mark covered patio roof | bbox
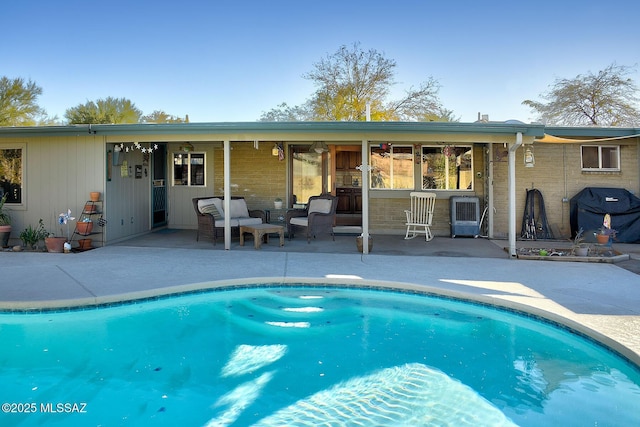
[0,120,545,143]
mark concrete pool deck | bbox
[1,231,640,366]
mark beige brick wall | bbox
[212,142,287,211]
[370,197,452,236]
[492,142,640,239]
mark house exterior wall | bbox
[15,122,640,247]
[1,135,106,243]
[491,139,640,239]
[104,143,151,243]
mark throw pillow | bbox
[228,199,250,218]
[200,203,222,220]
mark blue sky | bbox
[3,0,639,124]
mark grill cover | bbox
[569,187,640,243]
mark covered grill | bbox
[569,187,640,243]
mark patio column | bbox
[507,132,523,258]
[359,139,370,254]
[223,140,231,250]
[488,143,494,239]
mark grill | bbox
[450,196,480,238]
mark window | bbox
[581,145,620,171]
[173,152,205,186]
[421,145,473,190]
[0,147,23,203]
[370,145,413,189]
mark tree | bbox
[141,110,189,123]
[260,43,454,122]
[522,63,640,126]
[0,77,47,126]
[65,97,143,124]
[259,102,313,122]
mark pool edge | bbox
[2,276,639,369]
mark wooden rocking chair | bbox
[404,192,436,241]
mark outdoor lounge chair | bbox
[193,197,265,245]
[404,192,436,241]
[286,194,338,243]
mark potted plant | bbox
[595,213,616,245]
[19,219,49,251]
[571,228,589,256]
[356,233,373,253]
[76,217,94,236]
[0,193,12,248]
[274,198,283,209]
[45,209,75,253]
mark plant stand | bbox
[70,199,105,251]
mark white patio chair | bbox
[404,192,436,241]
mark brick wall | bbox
[213,142,286,211]
[492,142,640,239]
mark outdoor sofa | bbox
[193,196,265,245]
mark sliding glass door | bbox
[290,146,331,204]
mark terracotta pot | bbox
[0,224,11,248]
[78,238,92,250]
[45,236,66,253]
[596,234,610,245]
[89,192,100,202]
[84,204,97,214]
[76,221,94,236]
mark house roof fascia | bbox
[0,121,546,139]
[542,126,640,138]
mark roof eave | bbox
[0,121,546,138]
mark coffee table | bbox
[239,223,285,249]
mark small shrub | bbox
[19,219,49,250]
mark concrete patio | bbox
[1,230,639,367]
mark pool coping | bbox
[3,276,639,370]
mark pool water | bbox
[1,286,639,426]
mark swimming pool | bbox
[1,285,639,426]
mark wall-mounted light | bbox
[524,146,535,168]
[272,144,279,156]
[310,141,328,153]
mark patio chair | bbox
[404,192,436,241]
[287,194,338,243]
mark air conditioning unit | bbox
[450,196,480,238]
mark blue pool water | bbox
[1,286,639,426]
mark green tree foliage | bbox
[141,110,189,123]
[260,43,455,122]
[0,77,46,126]
[523,63,640,126]
[65,97,143,124]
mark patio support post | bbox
[360,139,370,254]
[488,143,494,239]
[508,132,523,258]
[223,140,231,250]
